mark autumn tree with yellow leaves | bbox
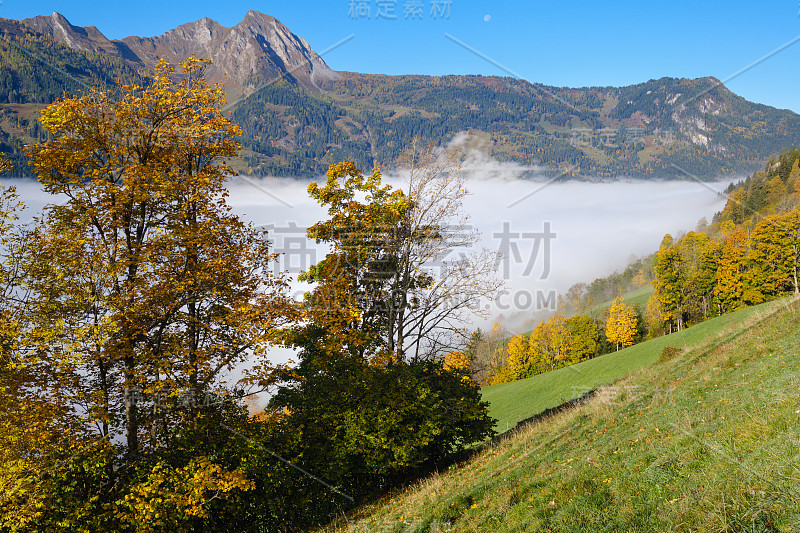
[489,313,599,384]
[652,237,685,333]
[286,144,500,364]
[0,156,72,530]
[605,297,638,351]
[750,210,800,296]
[713,229,751,314]
[1,58,292,531]
[0,71,503,531]
[269,151,495,510]
[0,154,10,174]
[490,332,528,384]
[529,313,600,371]
[528,313,572,371]
[648,206,800,337]
[443,350,472,381]
[642,149,800,342]
[793,160,800,194]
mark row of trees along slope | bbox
[647,148,800,335]
[466,254,655,385]
[477,294,642,386]
[479,147,800,387]
[0,58,498,532]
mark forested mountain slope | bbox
[2,11,800,178]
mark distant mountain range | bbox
[1,11,799,178]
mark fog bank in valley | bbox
[227,173,732,331]
[5,170,732,369]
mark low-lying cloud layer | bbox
[5,169,732,368]
[227,173,731,327]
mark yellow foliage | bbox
[0,154,11,174]
[605,297,638,350]
[119,457,253,532]
[504,334,529,378]
[720,220,736,234]
[19,55,293,463]
[644,290,665,337]
[632,269,649,288]
[790,159,800,192]
[765,176,787,206]
[443,351,471,381]
[714,230,749,313]
[528,313,571,370]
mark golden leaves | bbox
[443,350,471,376]
[606,297,638,350]
[119,457,253,532]
[0,154,11,175]
[17,54,292,466]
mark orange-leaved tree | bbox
[270,158,495,505]
[443,350,472,381]
[713,229,751,314]
[9,58,291,530]
[605,297,638,351]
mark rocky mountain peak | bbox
[20,10,337,98]
[21,11,140,62]
[23,11,101,53]
[242,10,277,26]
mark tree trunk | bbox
[124,353,138,461]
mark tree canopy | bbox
[0,67,498,531]
[1,57,297,531]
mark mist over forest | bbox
[9,166,733,337]
[227,172,732,330]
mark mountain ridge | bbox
[21,11,140,62]
[19,10,337,97]
[1,11,799,178]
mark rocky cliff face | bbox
[21,10,337,98]
[667,80,732,151]
[121,10,337,98]
[21,12,140,62]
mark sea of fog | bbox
[223,174,733,330]
[6,173,733,395]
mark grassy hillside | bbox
[583,284,653,319]
[618,284,653,310]
[321,296,800,532]
[484,297,780,433]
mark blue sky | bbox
[3,1,800,112]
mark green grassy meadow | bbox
[585,285,653,319]
[321,296,800,532]
[484,299,784,434]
